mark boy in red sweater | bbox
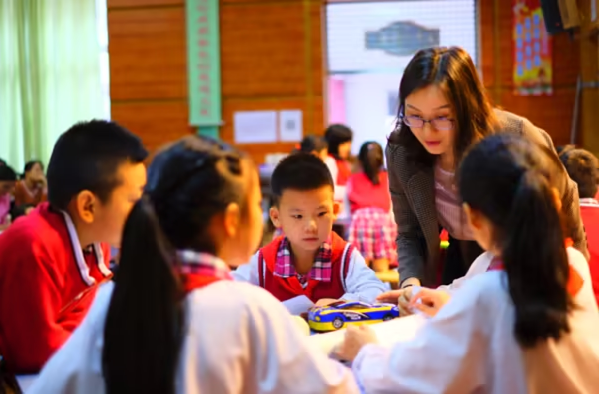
[233,153,385,308]
[560,147,599,306]
[0,120,147,373]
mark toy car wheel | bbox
[383,314,394,321]
[332,317,344,330]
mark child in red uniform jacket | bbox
[560,148,599,305]
[233,153,386,307]
[0,120,148,374]
[347,142,397,272]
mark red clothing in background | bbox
[348,171,391,214]
[580,199,599,306]
[330,155,352,186]
[0,203,111,373]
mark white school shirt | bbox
[27,281,359,394]
[439,247,598,314]
[231,248,387,305]
[353,270,599,394]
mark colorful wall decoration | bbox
[186,0,221,138]
[513,0,553,96]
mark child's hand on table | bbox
[376,287,415,316]
[410,288,450,317]
[335,325,378,362]
[315,298,339,307]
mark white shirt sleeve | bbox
[184,283,360,394]
[352,278,489,393]
[231,251,261,285]
[27,283,115,394]
[437,252,493,293]
[341,249,387,303]
[324,156,338,185]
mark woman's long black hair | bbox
[102,136,249,394]
[389,46,497,169]
[358,141,384,185]
[458,134,574,348]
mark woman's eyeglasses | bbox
[400,115,454,131]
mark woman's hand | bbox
[410,288,451,317]
[315,298,339,307]
[376,288,414,317]
[335,325,378,362]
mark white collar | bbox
[580,198,599,207]
[60,211,112,286]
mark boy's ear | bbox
[269,206,281,228]
[75,190,97,224]
[223,202,241,238]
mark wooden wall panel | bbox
[577,0,599,156]
[221,96,323,164]
[478,0,495,89]
[111,101,193,151]
[220,0,325,164]
[108,0,188,153]
[108,0,183,8]
[500,89,576,145]
[108,7,187,101]
[479,0,582,145]
[220,2,307,99]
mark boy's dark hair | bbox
[459,133,573,348]
[559,148,599,199]
[11,204,35,221]
[271,153,333,204]
[556,144,575,157]
[0,165,17,182]
[358,141,384,185]
[324,124,353,159]
[103,136,251,394]
[47,120,148,210]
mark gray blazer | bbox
[386,109,588,286]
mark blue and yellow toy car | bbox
[307,301,400,332]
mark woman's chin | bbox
[422,144,446,155]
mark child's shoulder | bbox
[0,206,55,243]
[0,205,66,262]
[187,280,289,319]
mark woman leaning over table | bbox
[387,46,587,288]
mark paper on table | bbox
[233,111,278,144]
[307,314,427,355]
[283,295,315,316]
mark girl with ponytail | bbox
[337,134,598,393]
[347,142,397,272]
[28,136,358,394]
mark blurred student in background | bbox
[324,124,353,216]
[560,147,599,306]
[14,160,47,207]
[347,142,396,272]
[296,135,328,161]
[0,164,17,231]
